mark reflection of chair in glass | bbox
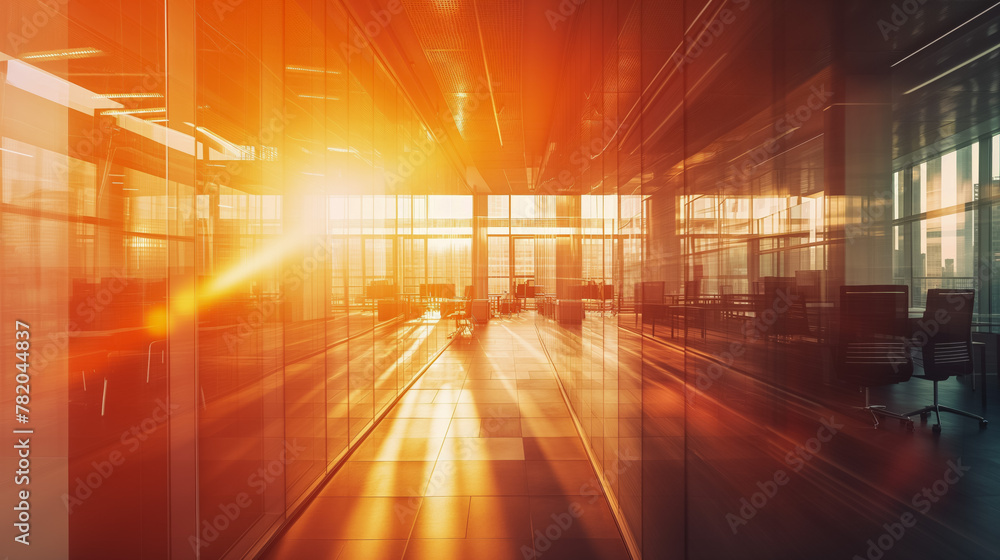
[836,285,915,430]
[450,286,474,338]
[510,292,522,317]
[904,289,987,434]
[755,277,809,340]
[499,292,513,317]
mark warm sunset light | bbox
[2,1,999,560]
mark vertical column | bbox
[901,169,914,293]
[472,193,489,299]
[0,19,70,558]
[259,0,287,524]
[555,195,583,299]
[827,3,896,288]
[166,0,199,557]
[977,134,994,316]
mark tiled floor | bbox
[264,316,631,560]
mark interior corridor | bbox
[263,315,630,560]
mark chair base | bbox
[857,404,915,431]
[903,379,988,434]
[448,312,475,339]
[904,404,988,434]
[855,388,914,431]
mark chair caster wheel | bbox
[980,420,988,429]
[920,412,930,421]
[932,424,942,434]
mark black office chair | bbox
[836,285,915,430]
[904,289,987,433]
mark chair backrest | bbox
[836,285,913,386]
[920,289,974,380]
[757,278,805,337]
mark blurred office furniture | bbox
[755,277,810,340]
[420,283,455,318]
[836,285,915,430]
[399,295,425,319]
[377,299,399,321]
[471,299,490,324]
[419,283,455,299]
[795,270,824,302]
[514,282,527,312]
[720,285,734,320]
[449,286,475,338]
[498,292,519,317]
[904,289,988,433]
[515,280,538,309]
[577,280,614,315]
[539,294,556,319]
[488,293,503,317]
[368,280,399,321]
[366,279,397,299]
[557,299,584,324]
[635,281,665,330]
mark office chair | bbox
[836,285,915,430]
[904,289,988,434]
[449,286,475,338]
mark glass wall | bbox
[532,1,999,559]
[0,1,469,558]
[893,142,988,306]
[893,141,989,309]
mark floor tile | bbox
[263,538,345,559]
[321,462,435,497]
[525,460,601,495]
[410,496,471,538]
[402,538,532,560]
[351,437,444,462]
[334,540,407,560]
[284,497,418,540]
[439,438,525,461]
[528,496,621,540]
[521,417,578,437]
[425,461,529,496]
[522,437,588,461]
[466,496,532,539]
[265,319,627,559]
